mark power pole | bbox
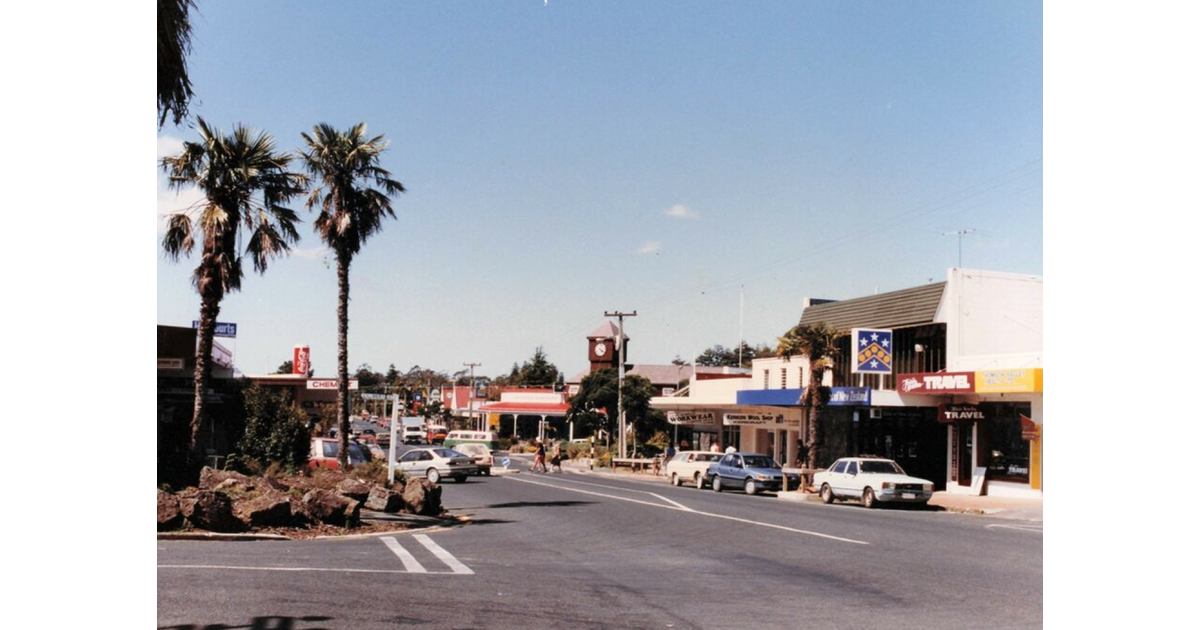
[463,362,481,431]
[604,310,637,459]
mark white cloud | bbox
[157,135,185,160]
[664,204,698,220]
[638,241,662,254]
[291,246,331,261]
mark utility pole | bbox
[605,310,637,459]
[463,362,481,431]
[942,228,976,268]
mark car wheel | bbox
[820,484,834,504]
[862,487,876,509]
[671,473,680,487]
[482,468,491,476]
[694,473,705,489]
[426,468,441,484]
[453,475,466,483]
[744,479,757,496]
[713,476,723,492]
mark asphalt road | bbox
[158,459,1042,630]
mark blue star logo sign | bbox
[852,328,893,374]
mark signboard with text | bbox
[723,412,784,426]
[307,379,359,390]
[193,321,238,338]
[668,411,716,425]
[938,403,987,424]
[899,372,976,394]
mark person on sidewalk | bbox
[709,442,721,453]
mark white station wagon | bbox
[664,451,723,488]
[813,457,934,508]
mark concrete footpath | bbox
[552,457,1043,523]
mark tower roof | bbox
[587,321,628,339]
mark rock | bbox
[336,479,371,503]
[199,467,254,491]
[302,489,361,527]
[234,490,294,528]
[179,489,244,532]
[158,489,182,531]
[402,479,443,516]
[365,485,404,512]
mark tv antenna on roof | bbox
[942,228,976,268]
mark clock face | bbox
[594,342,607,357]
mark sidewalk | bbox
[557,458,1043,522]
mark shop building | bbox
[652,268,1042,498]
[476,388,571,441]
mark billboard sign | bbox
[293,346,311,375]
[899,372,976,394]
[723,412,783,426]
[827,387,871,406]
[852,328,893,374]
[937,403,987,424]
[668,411,715,425]
[976,369,1043,394]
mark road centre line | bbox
[414,534,475,575]
[383,536,428,573]
[545,475,697,511]
[504,475,868,545]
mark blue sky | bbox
[156,1,1042,380]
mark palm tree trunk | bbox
[805,366,824,470]
[191,267,221,470]
[336,247,351,470]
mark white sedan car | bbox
[813,457,934,508]
[664,451,723,488]
[395,447,476,483]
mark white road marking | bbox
[158,565,417,574]
[985,523,1043,533]
[648,493,695,512]
[383,536,428,573]
[505,475,868,545]
[414,534,475,575]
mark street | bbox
[158,459,1042,630]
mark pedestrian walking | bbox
[709,442,720,453]
[531,439,548,473]
[551,443,563,472]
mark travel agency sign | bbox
[899,369,1042,395]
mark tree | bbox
[157,0,195,128]
[516,346,560,388]
[567,369,655,449]
[695,341,774,368]
[299,123,405,469]
[776,321,847,469]
[161,119,306,468]
[274,360,294,374]
[228,384,311,473]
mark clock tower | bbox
[586,322,626,373]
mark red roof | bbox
[475,401,570,415]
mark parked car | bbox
[308,437,373,471]
[394,447,476,483]
[451,443,494,476]
[702,452,801,496]
[812,457,934,508]
[665,451,723,488]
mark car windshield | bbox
[742,456,778,469]
[861,460,904,474]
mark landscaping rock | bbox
[402,479,443,516]
[234,490,294,528]
[158,489,182,531]
[365,485,404,512]
[199,467,254,491]
[336,479,371,503]
[302,489,361,527]
[179,489,244,532]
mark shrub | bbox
[228,384,311,473]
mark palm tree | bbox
[776,321,847,471]
[299,123,404,469]
[161,119,306,467]
[158,0,196,128]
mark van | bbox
[443,431,500,451]
[402,424,425,445]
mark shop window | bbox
[981,402,1032,484]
